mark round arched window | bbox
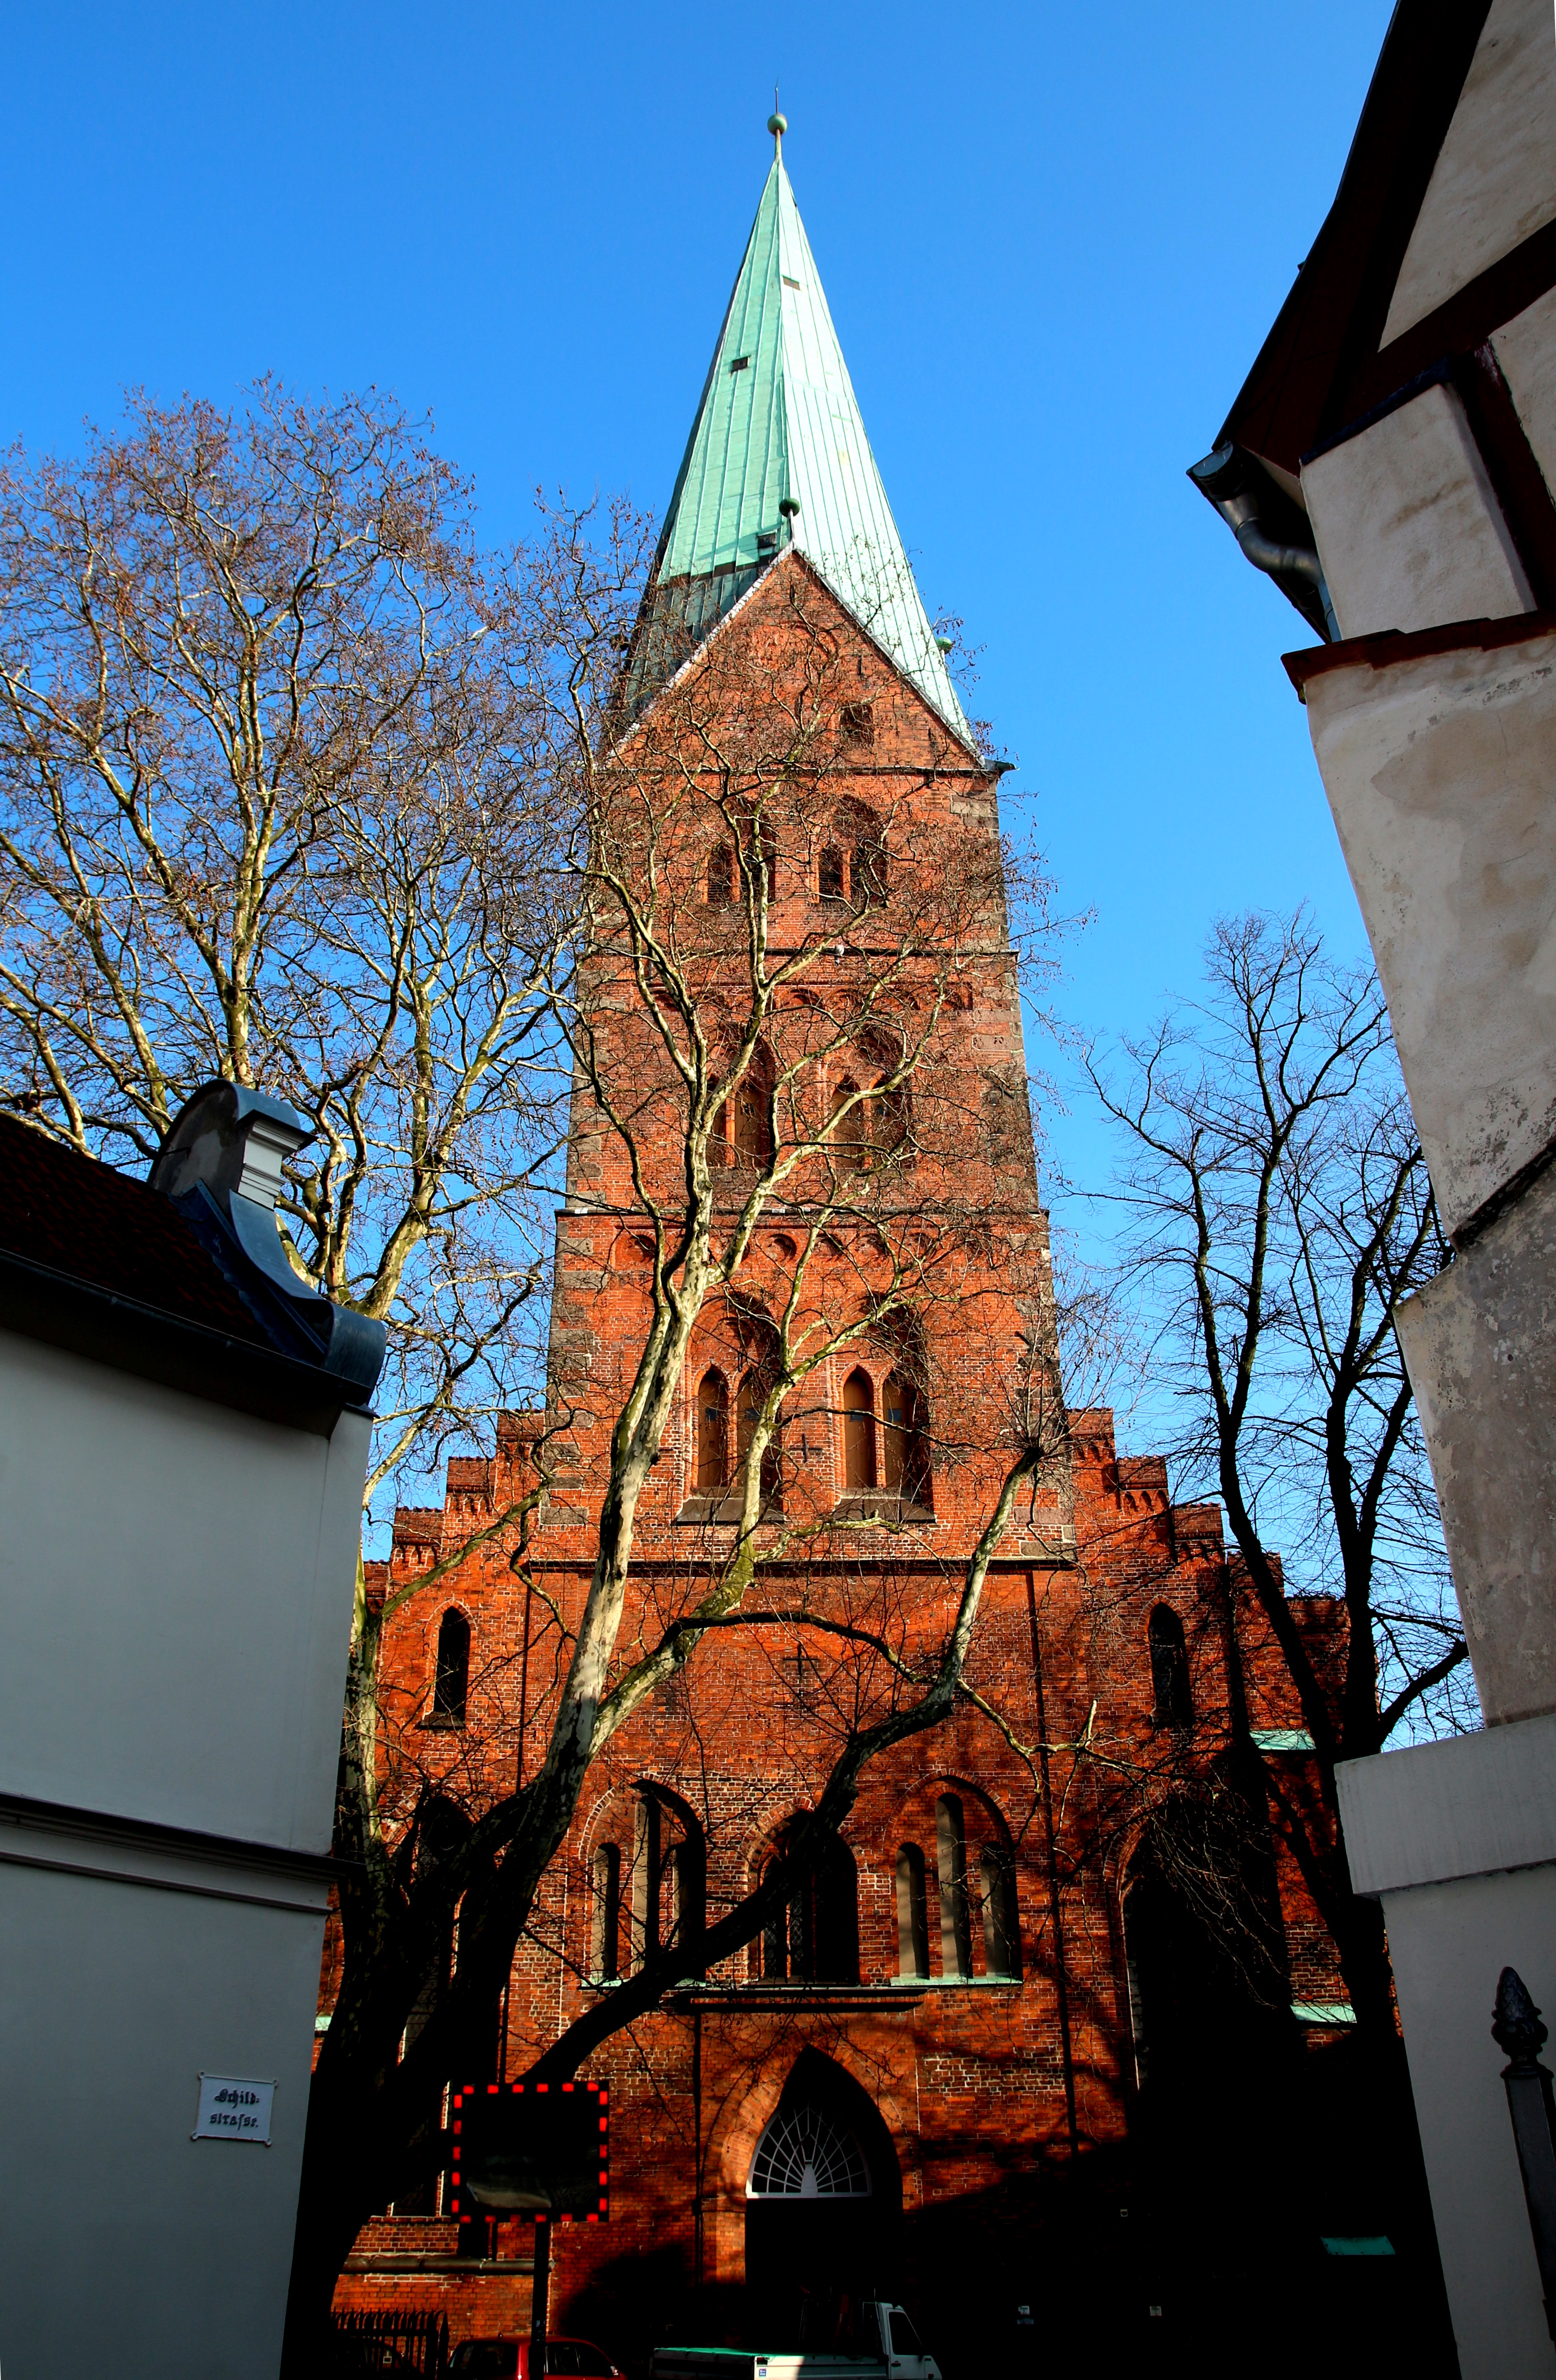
[747,2104,870,2198]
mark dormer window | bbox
[756,530,778,555]
[729,356,751,373]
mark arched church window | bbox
[1149,1604,1194,1730]
[842,1369,876,1490]
[757,1830,859,1983]
[895,1843,929,1978]
[748,2102,871,2198]
[818,845,846,903]
[707,844,735,906]
[882,1370,930,1506]
[936,1793,972,1979]
[623,1788,705,1975]
[430,1608,470,1727]
[697,1369,730,1495]
[759,823,778,904]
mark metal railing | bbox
[1494,1966,1556,2343]
[332,2306,451,2376]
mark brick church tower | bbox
[332,124,1350,2364]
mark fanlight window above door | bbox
[747,2104,870,2198]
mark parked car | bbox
[450,2339,623,2380]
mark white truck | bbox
[650,2302,940,2380]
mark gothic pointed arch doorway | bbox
[744,2051,903,2343]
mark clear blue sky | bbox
[1,0,1393,1325]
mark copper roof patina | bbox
[625,135,975,749]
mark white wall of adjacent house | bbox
[0,1836,329,2380]
[1380,0,1556,346]
[0,1326,369,2380]
[1302,380,1535,641]
[1491,282,1556,498]
[1338,1718,1556,2380]
[1300,630,1556,1248]
[0,1329,368,1850]
[1301,618,1556,1735]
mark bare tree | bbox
[293,556,1083,2359]
[1088,911,1468,2041]
[0,396,1085,2356]
[0,386,641,1513]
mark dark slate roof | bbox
[0,1114,272,1346]
[0,1111,380,1435]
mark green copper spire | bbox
[628,140,975,749]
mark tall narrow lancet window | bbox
[936,1794,972,1979]
[818,845,846,903]
[980,1848,1021,1978]
[876,1080,911,1158]
[670,1832,707,1977]
[842,1369,877,1490]
[760,1852,792,1983]
[882,1371,930,1507]
[697,1369,730,1495]
[736,1375,782,1511]
[759,824,778,904]
[592,1843,621,1982]
[630,1792,661,1972]
[831,1078,866,1170]
[1149,1604,1194,1730]
[430,1608,470,1727]
[853,837,887,906]
[734,1044,775,1166]
[895,1844,929,1979]
[707,844,735,906]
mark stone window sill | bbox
[673,1494,783,1526]
[831,1495,936,1527]
[889,1972,1022,1988]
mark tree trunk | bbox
[281,2151,371,2376]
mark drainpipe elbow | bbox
[1188,445,1341,643]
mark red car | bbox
[449,2341,622,2380]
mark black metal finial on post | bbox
[1494,1966,1556,2343]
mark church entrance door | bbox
[743,2056,902,2346]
